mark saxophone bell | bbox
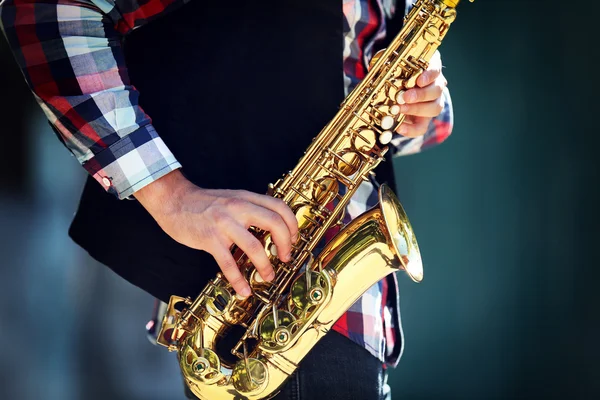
[379,184,423,283]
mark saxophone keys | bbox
[423,25,441,43]
[380,131,393,145]
[387,79,405,101]
[181,346,222,383]
[294,204,317,230]
[381,115,395,130]
[204,286,233,316]
[389,104,401,116]
[352,128,377,152]
[231,358,269,394]
[387,85,397,101]
[335,151,362,176]
[395,90,407,104]
[253,271,264,283]
[236,292,250,301]
[405,71,422,89]
[259,309,296,345]
[441,6,457,23]
[390,78,405,89]
[312,177,339,203]
[269,241,278,258]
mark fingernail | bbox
[398,125,408,135]
[267,272,275,281]
[404,91,416,103]
[400,105,409,114]
[240,286,252,297]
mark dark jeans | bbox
[184,330,390,400]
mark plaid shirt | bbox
[0,0,453,367]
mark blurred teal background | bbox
[0,0,598,399]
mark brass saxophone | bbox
[157,1,467,398]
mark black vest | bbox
[69,0,400,303]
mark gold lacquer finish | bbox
[157,1,468,398]
[443,0,474,8]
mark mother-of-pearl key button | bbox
[395,90,406,104]
[236,292,250,300]
[102,177,111,186]
[270,243,278,257]
[381,115,395,130]
[380,130,393,145]
[389,105,401,115]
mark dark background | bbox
[1,0,598,399]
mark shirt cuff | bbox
[82,124,182,200]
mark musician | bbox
[0,0,453,398]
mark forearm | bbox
[0,0,181,199]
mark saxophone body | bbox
[157,1,465,398]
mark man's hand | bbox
[396,50,447,137]
[134,170,298,297]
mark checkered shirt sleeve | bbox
[0,0,187,199]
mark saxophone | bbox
[157,1,467,398]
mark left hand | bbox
[396,50,447,138]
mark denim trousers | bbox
[184,330,391,400]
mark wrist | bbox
[134,169,194,217]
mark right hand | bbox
[134,170,298,297]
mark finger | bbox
[416,67,441,88]
[241,203,293,263]
[402,75,446,104]
[396,116,431,138]
[238,191,299,243]
[227,223,275,282]
[212,244,251,297]
[417,51,442,87]
[399,97,445,118]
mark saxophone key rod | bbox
[351,111,385,134]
